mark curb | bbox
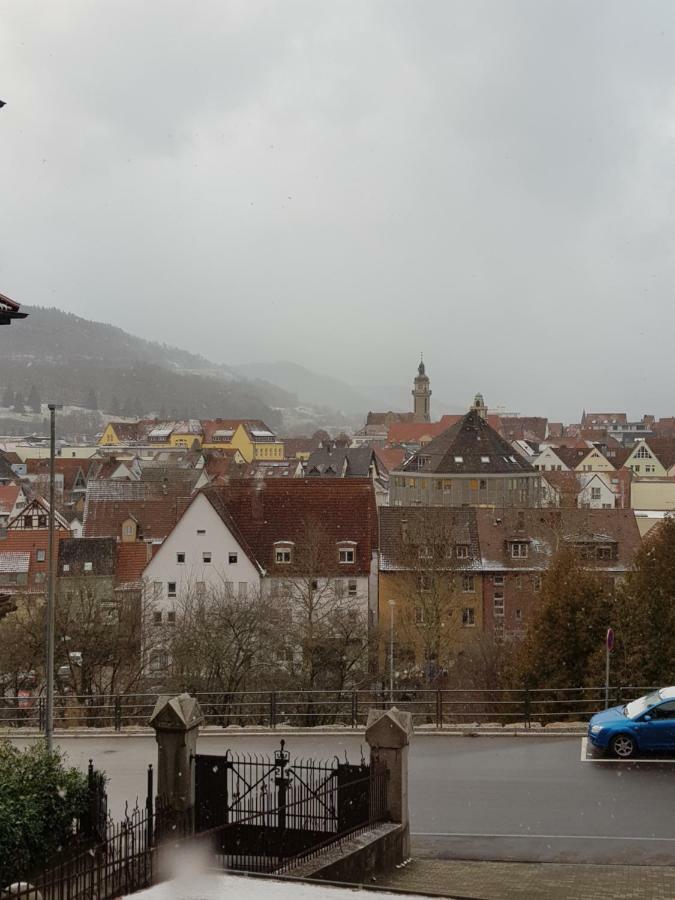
[1,726,588,739]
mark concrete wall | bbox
[284,823,405,883]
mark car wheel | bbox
[611,733,637,759]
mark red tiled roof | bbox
[476,508,641,572]
[115,542,152,584]
[0,528,68,588]
[374,447,407,473]
[0,484,21,515]
[499,417,548,441]
[82,481,192,541]
[25,458,88,493]
[201,478,378,575]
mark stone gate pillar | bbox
[365,707,413,859]
[149,693,203,834]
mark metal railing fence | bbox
[0,685,657,731]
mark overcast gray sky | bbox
[2,1,675,420]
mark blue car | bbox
[588,687,675,758]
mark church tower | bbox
[412,356,431,423]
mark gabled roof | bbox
[25,457,89,492]
[387,415,463,445]
[199,479,378,574]
[8,496,70,531]
[401,408,535,475]
[640,439,675,470]
[82,480,192,540]
[374,447,407,473]
[499,417,548,442]
[201,419,277,442]
[582,412,628,426]
[305,447,376,478]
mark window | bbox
[348,579,357,596]
[480,456,490,464]
[202,551,212,564]
[153,611,162,625]
[591,487,601,500]
[511,542,528,558]
[176,552,185,564]
[62,563,70,573]
[645,465,656,474]
[454,456,463,463]
[515,608,522,622]
[168,581,176,597]
[652,701,675,720]
[462,607,475,627]
[275,548,292,564]
[633,464,640,473]
[228,552,238,564]
[36,549,46,562]
[415,606,425,624]
[151,651,169,672]
[462,574,474,593]
[38,515,47,528]
[419,573,432,593]
[479,479,487,490]
[339,547,355,564]
[494,592,504,616]
[494,574,505,586]
[34,572,45,584]
[455,544,469,559]
[634,444,651,459]
[418,545,432,559]
[197,529,206,535]
[532,575,542,592]
[596,546,612,560]
[23,516,32,528]
[167,611,176,625]
[238,582,247,598]
[84,562,93,572]
[123,523,134,536]
[311,579,318,591]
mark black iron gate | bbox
[194,740,382,867]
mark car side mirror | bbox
[643,714,652,722]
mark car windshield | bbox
[625,690,662,719]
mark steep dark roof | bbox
[305,447,375,477]
[402,409,535,475]
[200,479,378,574]
[58,537,116,576]
[379,507,480,572]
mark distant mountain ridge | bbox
[0,306,289,425]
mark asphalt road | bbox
[11,732,675,865]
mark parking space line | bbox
[580,736,675,764]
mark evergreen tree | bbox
[27,385,41,414]
[614,518,675,686]
[85,388,98,411]
[2,385,13,409]
[12,393,25,414]
[518,548,611,688]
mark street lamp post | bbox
[45,403,59,750]
[388,599,395,705]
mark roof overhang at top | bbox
[0,292,28,325]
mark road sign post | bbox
[605,627,614,709]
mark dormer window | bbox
[274,541,294,564]
[338,541,357,564]
[511,542,529,559]
[83,562,93,572]
[455,544,470,559]
[418,546,432,560]
[454,456,463,464]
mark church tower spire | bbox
[412,355,431,423]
